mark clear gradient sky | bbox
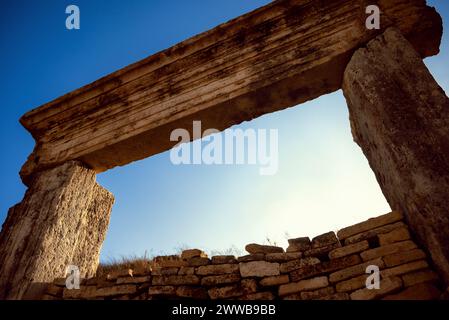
[1,1,448,262]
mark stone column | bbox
[0,161,114,299]
[342,28,449,284]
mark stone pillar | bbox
[0,161,114,299]
[342,28,449,284]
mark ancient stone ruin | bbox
[43,212,445,301]
[1,0,448,300]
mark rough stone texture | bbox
[382,283,441,300]
[304,242,341,258]
[336,274,369,293]
[290,255,361,282]
[208,285,245,300]
[37,211,445,301]
[279,257,320,274]
[181,249,207,260]
[240,292,275,300]
[201,274,241,287]
[383,249,427,268]
[153,255,186,268]
[148,286,176,296]
[382,260,428,278]
[265,252,302,262]
[259,275,290,287]
[237,254,265,262]
[311,232,339,248]
[196,264,239,276]
[350,277,403,300]
[211,255,237,265]
[329,241,369,260]
[245,244,283,254]
[239,261,280,278]
[329,258,385,283]
[378,228,411,246]
[96,285,137,297]
[186,257,210,267]
[300,287,335,300]
[338,211,403,240]
[287,237,311,252]
[402,270,440,287]
[18,0,441,184]
[178,267,195,275]
[344,222,406,245]
[152,275,200,286]
[0,161,114,300]
[342,27,449,284]
[278,276,329,296]
[176,286,208,299]
[360,241,417,261]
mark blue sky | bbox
[1,1,448,261]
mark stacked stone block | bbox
[41,211,445,300]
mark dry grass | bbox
[97,254,153,278]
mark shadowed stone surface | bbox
[342,27,449,284]
[0,161,114,299]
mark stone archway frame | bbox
[1,0,447,299]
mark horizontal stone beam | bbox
[19,0,442,183]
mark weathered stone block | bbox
[259,275,289,287]
[381,260,429,278]
[382,283,441,300]
[329,241,369,260]
[63,286,97,300]
[176,286,208,299]
[290,255,361,282]
[201,274,241,287]
[338,211,403,240]
[279,257,320,274]
[187,257,210,267]
[343,27,449,284]
[287,237,311,252]
[0,161,114,299]
[378,227,411,246]
[148,286,176,296]
[360,240,417,261]
[265,252,302,262]
[278,276,329,296]
[153,255,186,268]
[152,275,200,286]
[237,254,265,262]
[245,243,283,254]
[350,277,402,300]
[402,270,440,287]
[196,264,239,276]
[211,255,237,265]
[300,286,335,300]
[239,261,280,278]
[160,267,179,275]
[329,258,385,283]
[240,292,275,300]
[383,249,427,267]
[344,222,406,245]
[318,293,350,300]
[178,267,195,275]
[304,242,341,258]
[208,285,245,300]
[181,249,207,260]
[336,274,369,293]
[312,232,338,248]
[96,285,137,297]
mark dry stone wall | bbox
[42,211,446,300]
